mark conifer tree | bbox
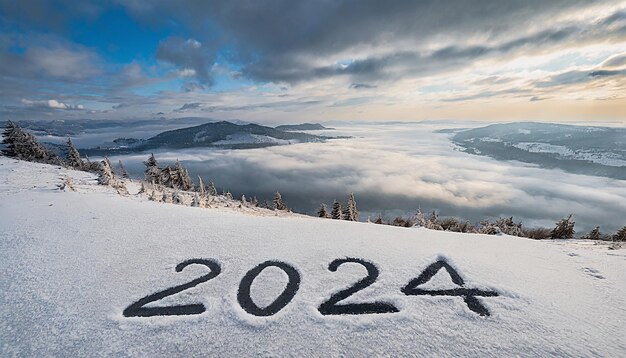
[162,191,171,203]
[149,190,158,201]
[613,226,626,242]
[66,138,83,169]
[331,200,343,220]
[175,160,193,191]
[138,181,146,194]
[550,214,576,239]
[98,157,115,185]
[582,226,602,240]
[1,121,59,164]
[273,191,288,211]
[207,181,217,196]
[1,121,19,157]
[144,154,161,184]
[317,204,329,218]
[118,160,130,179]
[342,193,359,221]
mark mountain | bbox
[451,122,626,180]
[275,123,334,131]
[81,121,339,155]
[1,157,624,356]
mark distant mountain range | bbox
[79,121,347,155]
[449,122,626,180]
[275,123,333,131]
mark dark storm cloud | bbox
[156,37,214,84]
[174,102,203,112]
[119,0,626,84]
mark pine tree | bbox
[273,191,288,211]
[240,194,247,205]
[1,121,19,157]
[138,181,146,194]
[613,226,626,242]
[66,138,83,170]
[1,121,59,164]
[144,154,161,184]
[207,181,217,196]
[225,191,233,200]
[250,196,258,207]
[550,214,576,240]
[118,160,130,179]
[98,157,115,185]
[317,204,329,218]
[343,193,359,221]
[331,200,343,220]
[149,190,158,201]
[175,160,193,191]
[582,226,602,240]
[162,191,171,203]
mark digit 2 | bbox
[123,258,221,317]
[318,257,399,315]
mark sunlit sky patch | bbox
[1,0,625,124]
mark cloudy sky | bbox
[1,0,625,124]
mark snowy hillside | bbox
[1,157,625,357]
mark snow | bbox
[514,142,626,167]
[1,157,625,357]
[211,132,294,146]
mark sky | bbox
[1,0,625,124]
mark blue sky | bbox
[1,0,625,124]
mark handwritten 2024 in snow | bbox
[123,257,501,319]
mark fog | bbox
[94,122,626,233]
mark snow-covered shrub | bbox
[581,226,604,240]
[273,191,288,211]
[550,214,576,240]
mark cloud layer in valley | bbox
[105,123,626,233]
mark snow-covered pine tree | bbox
[550,214,576,239]
[1,121,19,157]
[613,226,626,242]
[137,181,145,194]
[118,160,130,179]
[197,176,206,196]
[225,191,233,200]
[65,138,84,170]
[174,160,193,191]
[343,193,359,221]
[582,226,603,240]
[149,189,158,201]
[98,157,115,185]
[317,204,329,218]
[249,196,258,207]
[207,181,217,196]
[331,200,343,220]
[144,154,161,184]
[273,191,288,211]
[1,121,59,164]
[162,191,171,203]
[240,194,247,206]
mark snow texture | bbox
[1,157,625,357]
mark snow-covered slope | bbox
[1,157,625,357]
